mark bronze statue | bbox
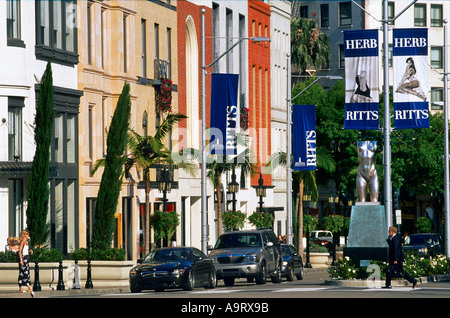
[356,141,379,203]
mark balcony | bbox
[137,58,177,92]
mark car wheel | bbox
[296,263,304,280]
[206,268,217,289]
[130,285,141,293]
[182,269,195,291]
[224,277,235,286]
[256,263,267,285]
[271,262,282,283]
[286,266,294,281]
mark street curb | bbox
[324,273,450,287]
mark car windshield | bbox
[282,245,291,256]
[409,235,438,245]
[214,233,262,249]
[143,248,192,262]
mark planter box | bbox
[309,252,330,268]
[0,260,135,291]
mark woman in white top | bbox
[18,230,34,296]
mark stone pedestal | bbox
[343,203,388,264]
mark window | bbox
[87,1,92,64]
[226,9,233,73]
[142,19,147,78]
[431,5,443,27]
[36,0,78,64]
[339,2,352,27]
[167,27,172,79]
[431,47,443,69]
[339,44,344,69]
[8,97,24,161]
[431,88,443,110]
[123,13,128,73]
[320,4,329,28]
[300,6,308,18]
[7,0,24,47]
[414,4,426,27]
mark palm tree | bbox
[291,17,330,77]
[183,145,257,236]
[267,147,335,253]
[92,112,191,254]
[124,113,193,254]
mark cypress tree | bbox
[92,83,131,250]
[26,62,54,247]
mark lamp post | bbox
[328,193,339,265]
[200,9,270,253]
[303,193,312,268]
[228,167,239,211]
[157,165,173,212]
[285,67,343,246]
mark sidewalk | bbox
[0,285,129,298]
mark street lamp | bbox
[157,165,173,212]
[303,193,312,268]
[285,64,343,246]
[228,167,239,211]
[252,173,273,213]
[200,9,270,253]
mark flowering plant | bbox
[240,105,249,130]
[157,78,172,112]
[322,214,345,234]
[303,214,319,233]
[150,210,179,241]
[248,211,274,229]
[223,210,246,231]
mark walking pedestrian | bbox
[383,226,417,289]
[18,230,34,297]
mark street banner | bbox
[393,28,429,129]
[344,29,379,130]
[210,73,239,155]
[293,105,316,171]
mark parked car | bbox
[281,244,304,281]
[402,233,445,257]
[129,247,216,292]
[208,229,283,286]
[309,230,333,251]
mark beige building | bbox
[77,0,178,260]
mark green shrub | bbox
[68,248,125,261]
[0,251,18,263]
[31,248,63,262]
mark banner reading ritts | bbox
[344,30,380,130]
[393,28,429,129]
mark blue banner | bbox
[393,28,429,129]
[344,30,379,130]
[293,105,316,171]
[210,73,239,155]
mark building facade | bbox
[0,0,286,259]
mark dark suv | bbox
[208,229,283,286]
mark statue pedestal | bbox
[343,204,388,264]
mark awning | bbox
[0,161,33,177]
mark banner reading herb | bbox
[393,28,429,129]
[343,29,379,130]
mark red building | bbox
[177,2,212,150]
[248,0,272,187]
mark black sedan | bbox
[129,247,217,292]
[281,244,304,281]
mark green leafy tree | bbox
[26,62,54,247]
[124,112,190,254]
[91,83,131,250]
[291,17,330,75]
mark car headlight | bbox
[172,269,186,277]
[244,255,259,263]
[130,270,138,278]
[419,247,428,254]
[282,261,288,266]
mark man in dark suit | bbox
[383,226,418,289]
